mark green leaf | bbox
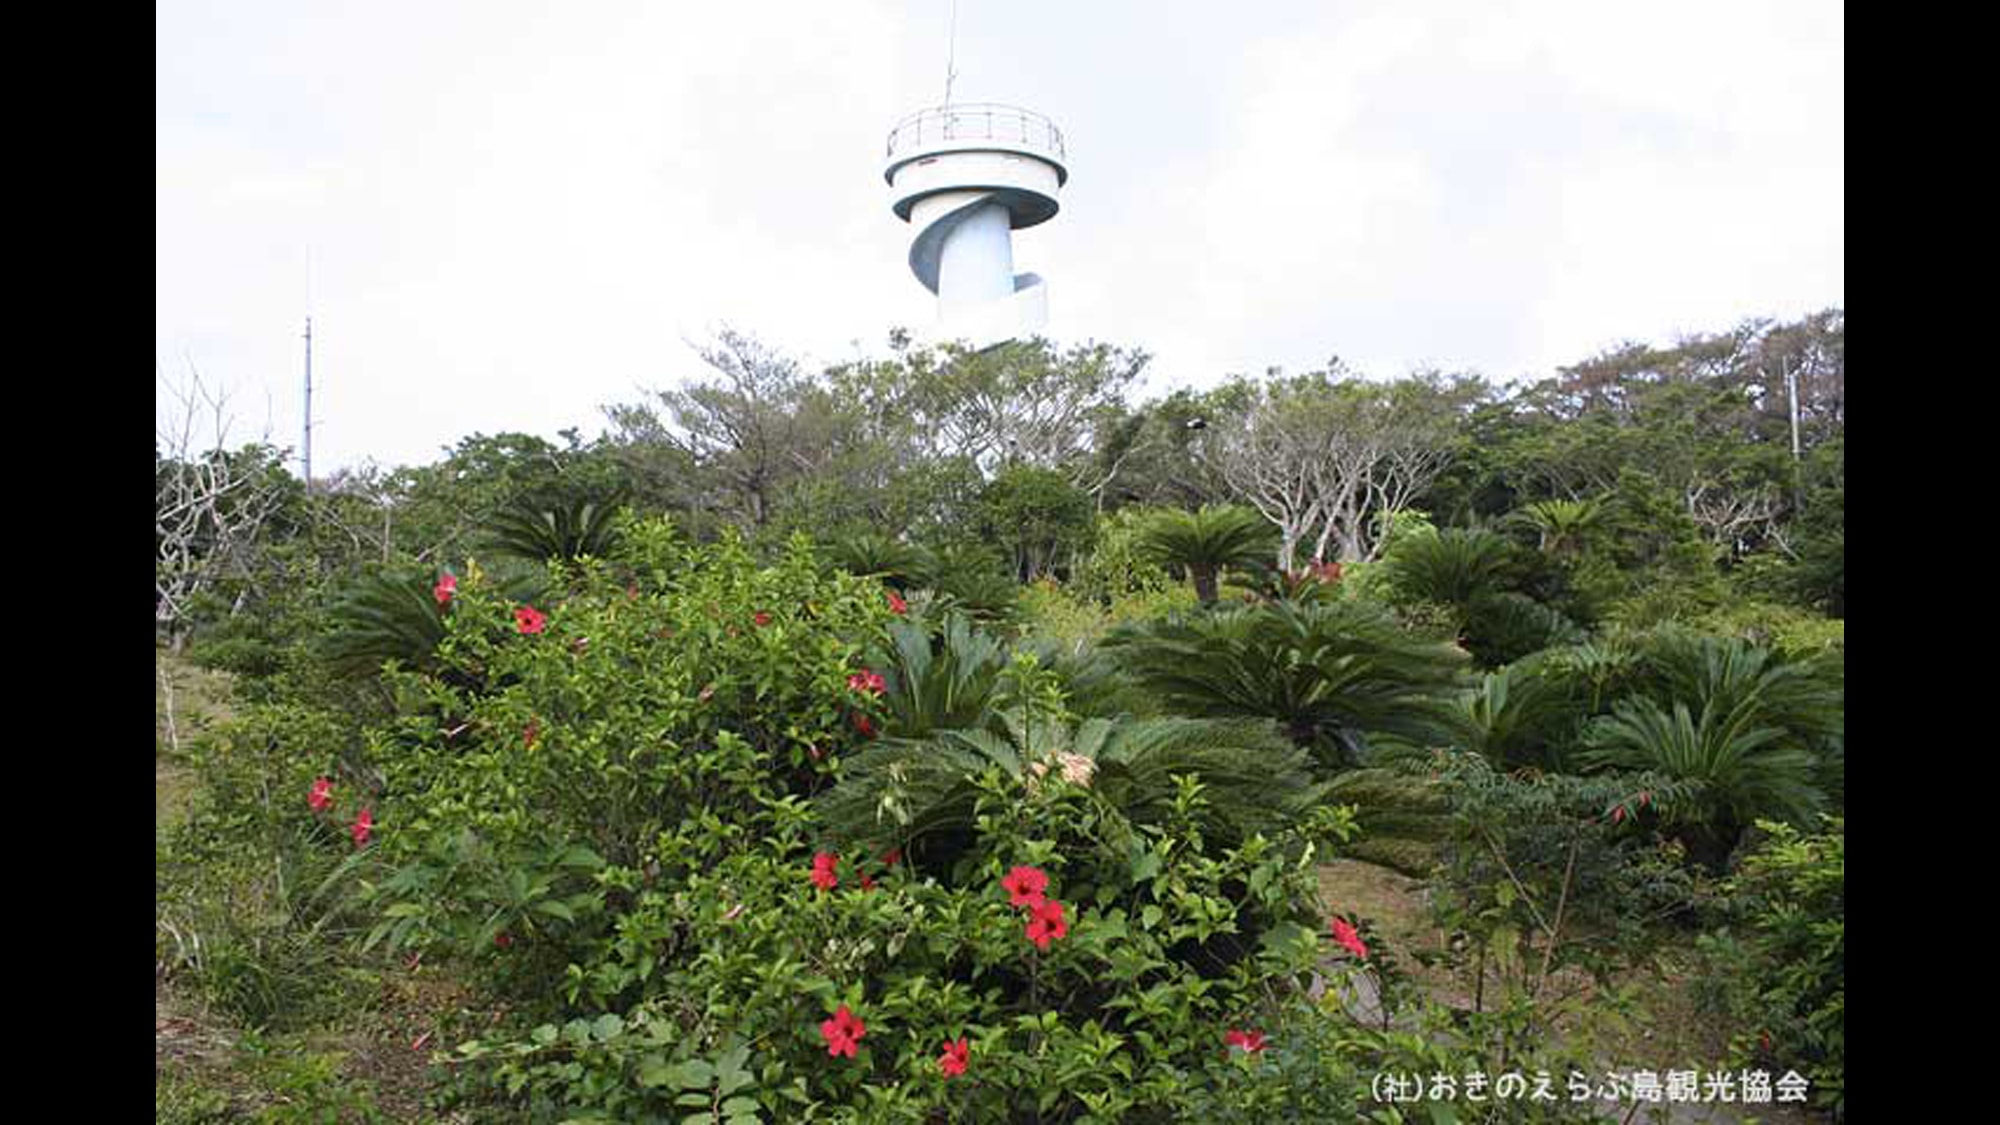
[673,1059,717,1089]
[1130,847,1163,883]
[591,1013,624,1042]
[637,1055,675,1088]
[535,898,578,922]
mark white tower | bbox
[884,103,1067,349]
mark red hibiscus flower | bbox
[523,719,539,749]
[308,776,334,813]
[1025,898,1068,950]
[1611,805,1627,824]
[852,713,875,737]
[811,851,840,890]
[859,872,877,892]
[937,1037,969,1077]
[754,611,773,627]
[881,847,902,867]
[818,1005,866,1058]
[886,589,908,616]
[433,573,457,606]
[515,605,547,635]
[846,670,887,696]
[1224,1028,1268,1053]
[352,806,375,849]
[494,932,513,949]
[1329,916,1369,960]
[1001,865,1049,909]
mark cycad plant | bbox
[1134,505,1279,604]
[1382,527,1517,608]
[1103,599,1470,772]
[482,492,626,564]
[320,568,449,678]
[816,708,1322,874]
[1508,498,1603,556]
[872,613,1012,738]
[1383,527,1580,667]
[1436,662,1584,772]
[822,532,935,591]
[926,544,1020,624]
[1580,697,1823,871]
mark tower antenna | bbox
[302,245,314,491]
[302,314,313,490]
[944,0,959,105]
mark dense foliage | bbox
[157,309,1844,1121]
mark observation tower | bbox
[884,102,1067,349]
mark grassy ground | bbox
[155,648,464,1123]
[1315,859,1828,1124]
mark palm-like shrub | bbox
[1437,663,1584,772]
[1135,505,1279,604]
[1382,527,1517,608]
[926,544,1021,624]
[822,531,935,591]
[320,568,449,678]
[1580,697,1823,871]
[816,709,1323,872]
[872,613,1011,738]
[1584,629,1842,868]
[1635,629,1843,750]
[1460,591,1583,668]
[1015,635,1147,719]
[1383,528,1581,667]
[482,493,626,564]
[1508,498,1603,556]
[1103,600,1470,771]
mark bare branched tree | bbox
[155,363,291,650]
[1211,370,1470,569]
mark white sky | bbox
[157,0,1842,474]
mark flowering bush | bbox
[360,521,896,988]
[444,768,1359,1121]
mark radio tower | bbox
[883,6,1067,349]
[302,315,313,490]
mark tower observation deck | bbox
[884,103,1068,349]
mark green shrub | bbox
[156,702,382,1031]
[442,760,1357,1122]
[361,523,894,993]
[1695,817,1844,1118]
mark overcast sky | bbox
[157,0,1842,474]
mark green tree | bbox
[976,464,1096,581]
[1105,599,1469,771]
[1135,504,1279,604]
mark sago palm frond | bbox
[1461,591,1583,668]
[1383,527,1518,609]
[815,711,1320,869]
[1436,663,1582,771]
[320,569,448,677]
[1135,505,1279,604]
[823,532,935,591]
[483,493,626,564]
[874,613,1011,738]
[1580,697,1825,839]
[1103,599,1470,771]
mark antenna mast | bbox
[302,246,315,491]
[944,0,959,105]
[302,316,313,490]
